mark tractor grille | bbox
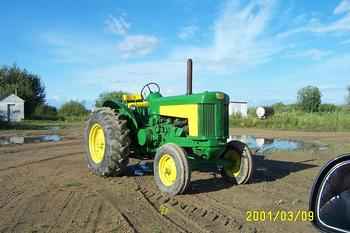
[198,103,229,137]
[223,103,229,137]
[199,104,215,136]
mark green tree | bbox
[95,91,129,107]
[297,86,322,112]
[32,104,59,120]
[0,65,46,117]
[346,86,350,105]
[58,101,88,119]
[272,102,286,112]
[319,103,338,113]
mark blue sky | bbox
[1,0,350,108]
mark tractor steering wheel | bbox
[140,82,160,99]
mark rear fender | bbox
[102,100,139,130]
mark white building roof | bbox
[0,94,25,103]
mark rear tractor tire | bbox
[84,107,130,176]
[221,140,254,185]
[154,143,191,196]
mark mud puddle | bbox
[229,135,328,154]
[0,135,62,145]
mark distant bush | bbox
[247,107,256,116]
[230,111,350,131]
[271,103,300,113]
[58,101,89,121]
[341,105,350,112]
[31,104,60,120]
[95,91,129,107]
[319,103,339,113]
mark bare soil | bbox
[1,126,350,233]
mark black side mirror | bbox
[310,154,350,233]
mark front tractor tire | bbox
[221,140,254,185]
[84,107,130,176]
[154,143,191,196]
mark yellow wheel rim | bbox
[159,154,177,186]
[224,150,241,177]
[89,123,106,164]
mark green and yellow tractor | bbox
[84,59,254,195]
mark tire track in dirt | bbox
[2,190,57,233]
[97,186,189,233]
[118,212,139,233]
[46,191,75,233]
[0,151,83,172]
[133,176,244,233]
[89,195,138,233]
[88,200,105,233]
[0,139,82,155]
[53,191,86,233]
[0,189,24,209]
[136,187,202,233]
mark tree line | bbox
[0,65,89,121]
[270,85,350,114]
[1,64,349,123]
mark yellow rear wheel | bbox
[84,107,130,176]
[89,123,106,164]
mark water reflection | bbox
[228,135,326,154]
[0,135,62,145]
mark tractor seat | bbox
[122,94,148,108]
[122,94,143,102]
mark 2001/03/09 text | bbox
[246,210,314,222]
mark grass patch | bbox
[63,181,82,188]
[230,111,350,131]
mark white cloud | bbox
[334,0,350,15]
[79,0,287,90]
[105,15,130,36]
[168,0,286,74]
[278,0,350,37]
[287,49,332,61]
[312,16,350,33]
[211,0,279,63]
[41,32,117,64]
[117,35,159,58]
[103,14,160,58]
[341,39,350,44]
[39,0,350,106]
[282,54,350,103]
[177,25,199,40]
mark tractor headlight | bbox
[216,93,224,100]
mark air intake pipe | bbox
[187,58,192,95]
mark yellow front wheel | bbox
[154,143,191,196]
[159,154,177,186]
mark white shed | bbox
[229,101,248,118]
[0,94,25,122]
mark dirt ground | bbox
[1,126,350,233]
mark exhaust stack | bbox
[187,58,193,95]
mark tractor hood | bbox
[149,91,230,106]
